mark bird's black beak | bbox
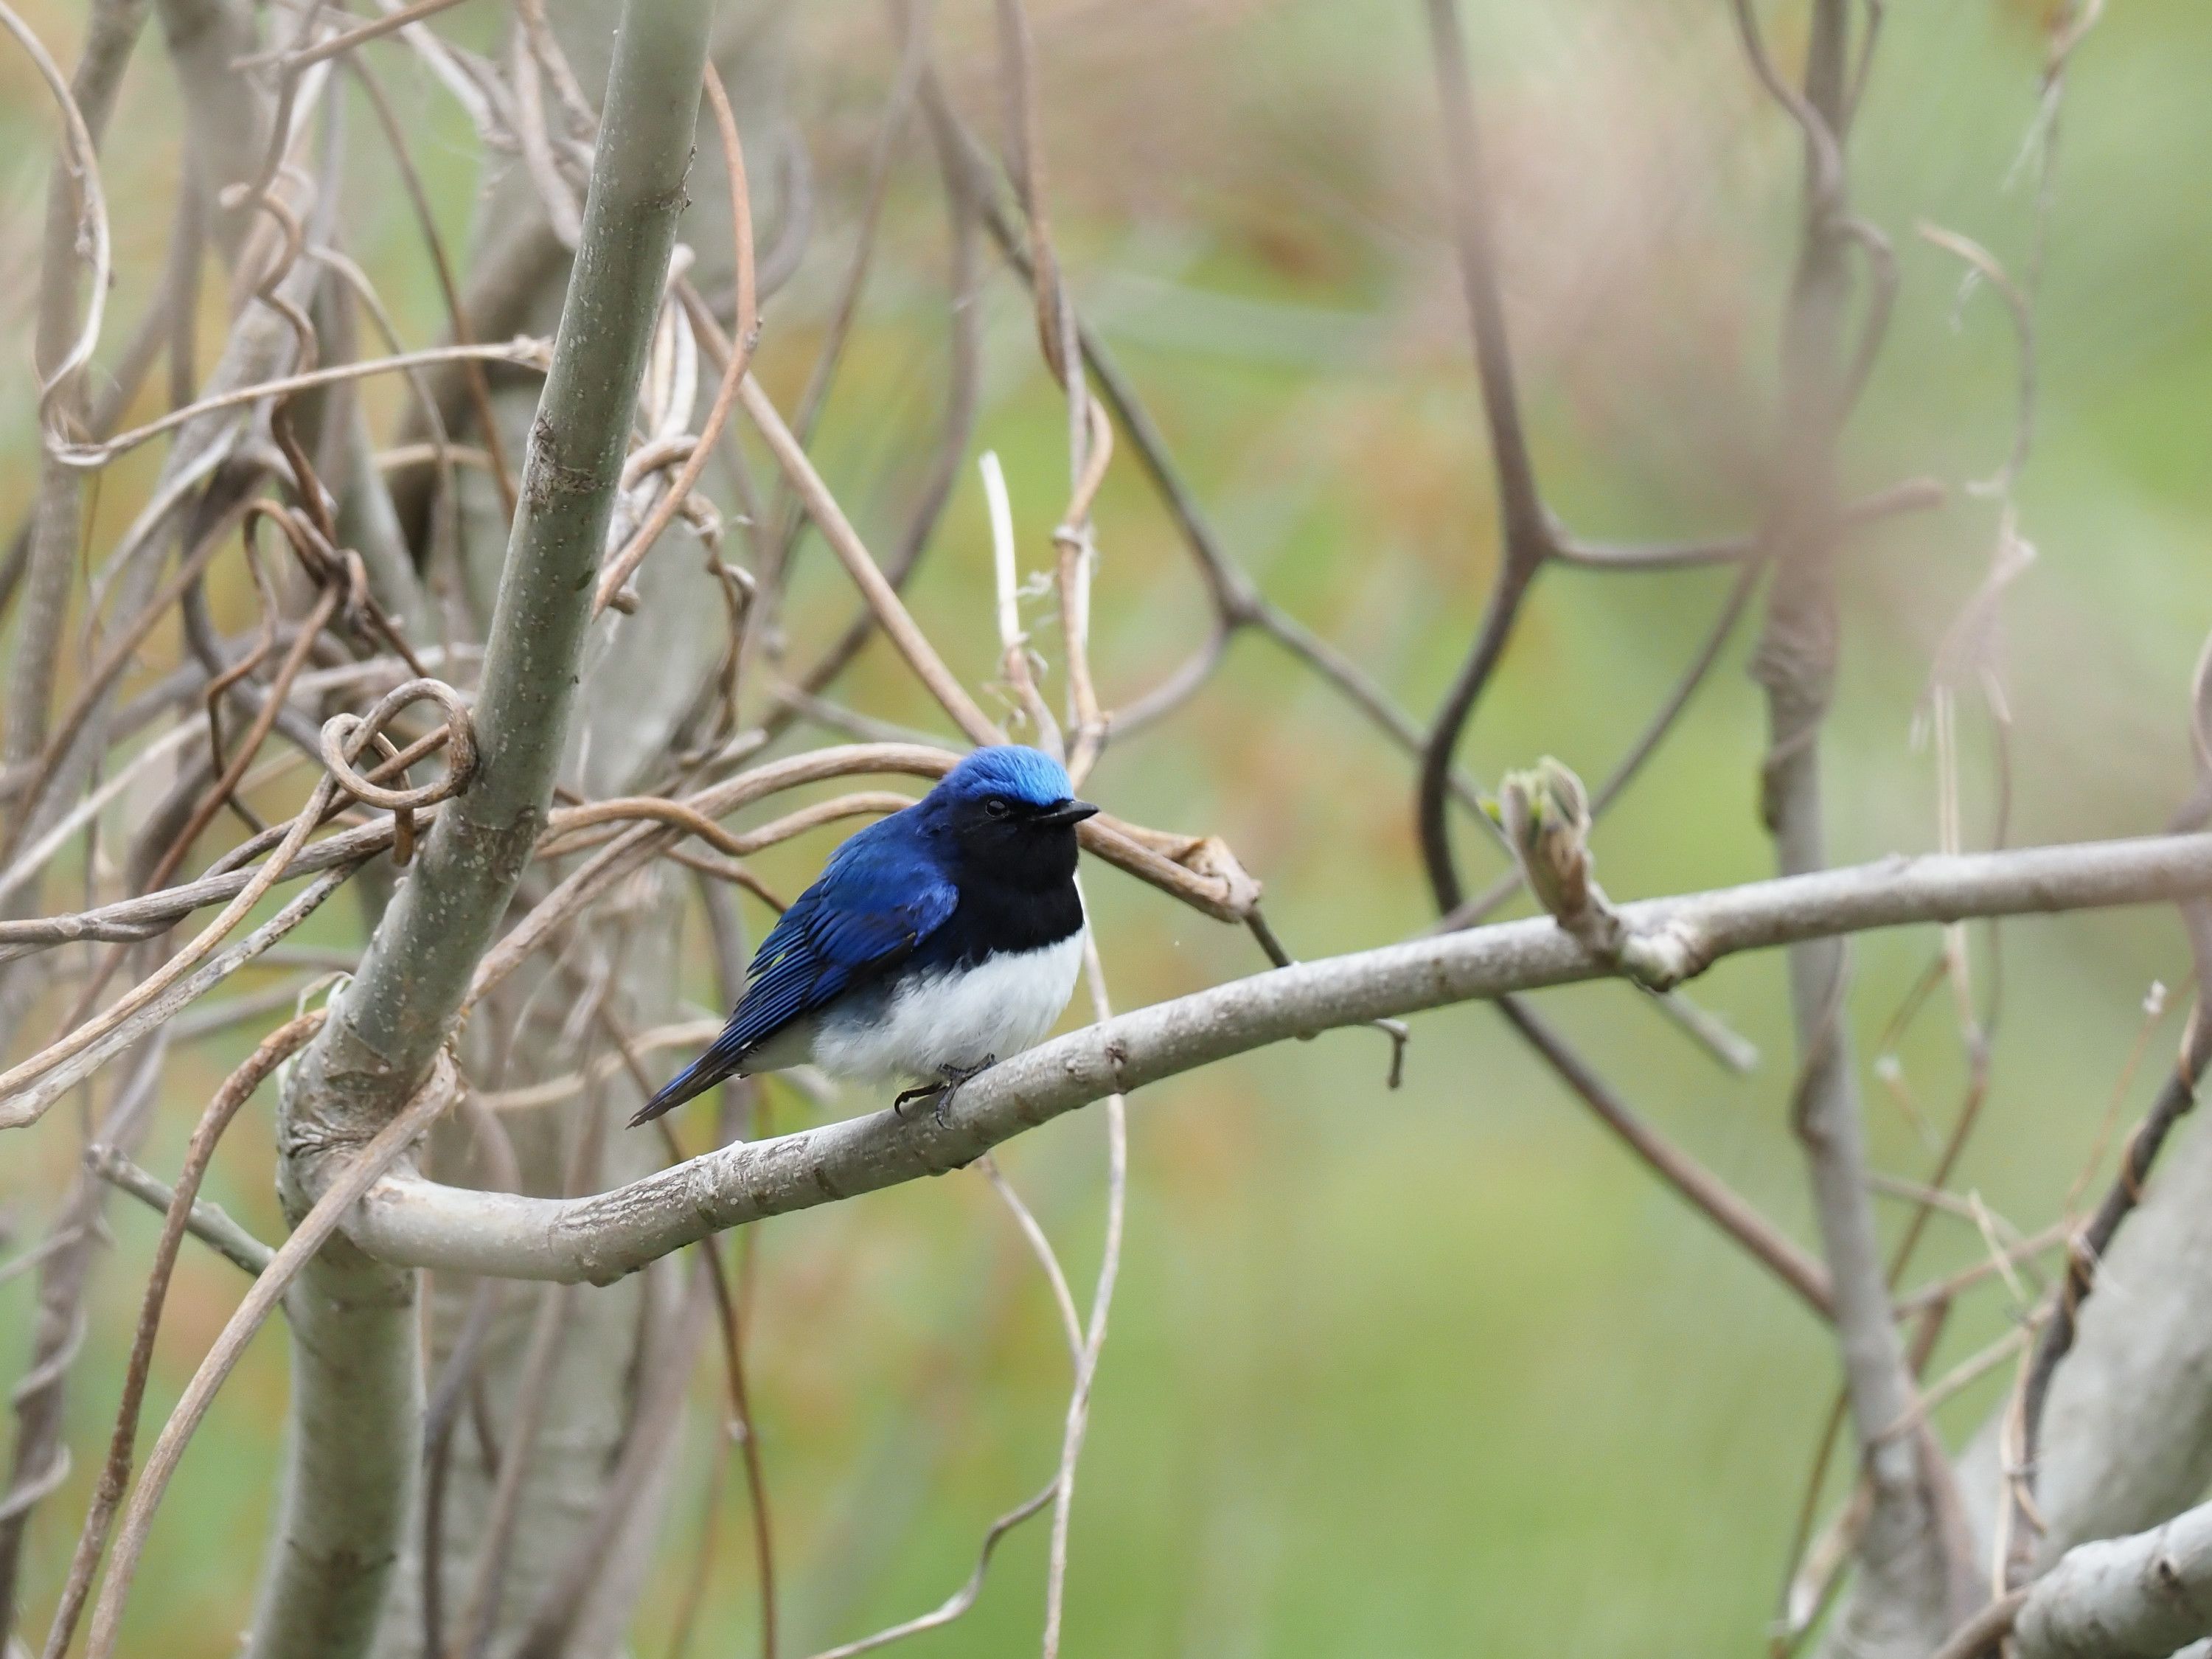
[1036,798,1099,827]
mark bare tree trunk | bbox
[1950,1094,2212,1568]
[252,0,720,1648]
[1753,4,1973,1653]
[366,909,700,1659]
[353,7,787,1655]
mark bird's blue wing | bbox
[631,824,955,1124]
[725,851,956,1051]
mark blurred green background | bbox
[4,0,2211,1652]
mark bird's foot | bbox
[932,1056,997,1127]
[893,1057,998,1128]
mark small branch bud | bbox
[1498,757,1689,991]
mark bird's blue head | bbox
[920,745,1098,885]
[940,745,1078,808]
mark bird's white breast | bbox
[813,928,1087,1086]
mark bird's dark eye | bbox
[984,797,1010,819]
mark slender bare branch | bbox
[1498,997,1832,1317]
[82,1147,276,1277]
[594,62,757,615]
[1040,924,1127,1658]
[0,0,141,791]
[83,1055,460,1659]
[1741,1,1970,1648]
[0,1039,166,1642]
[1413,0,1557,915]
[38,1017,319,1659]
[737,376,1002,745]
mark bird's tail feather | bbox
[627,1051,736,1128]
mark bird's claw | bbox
[894,1057,997,1129]
[933,1056,995,1126]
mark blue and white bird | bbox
[630,745,1099,1127]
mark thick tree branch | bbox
[331,830,2212,1284]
